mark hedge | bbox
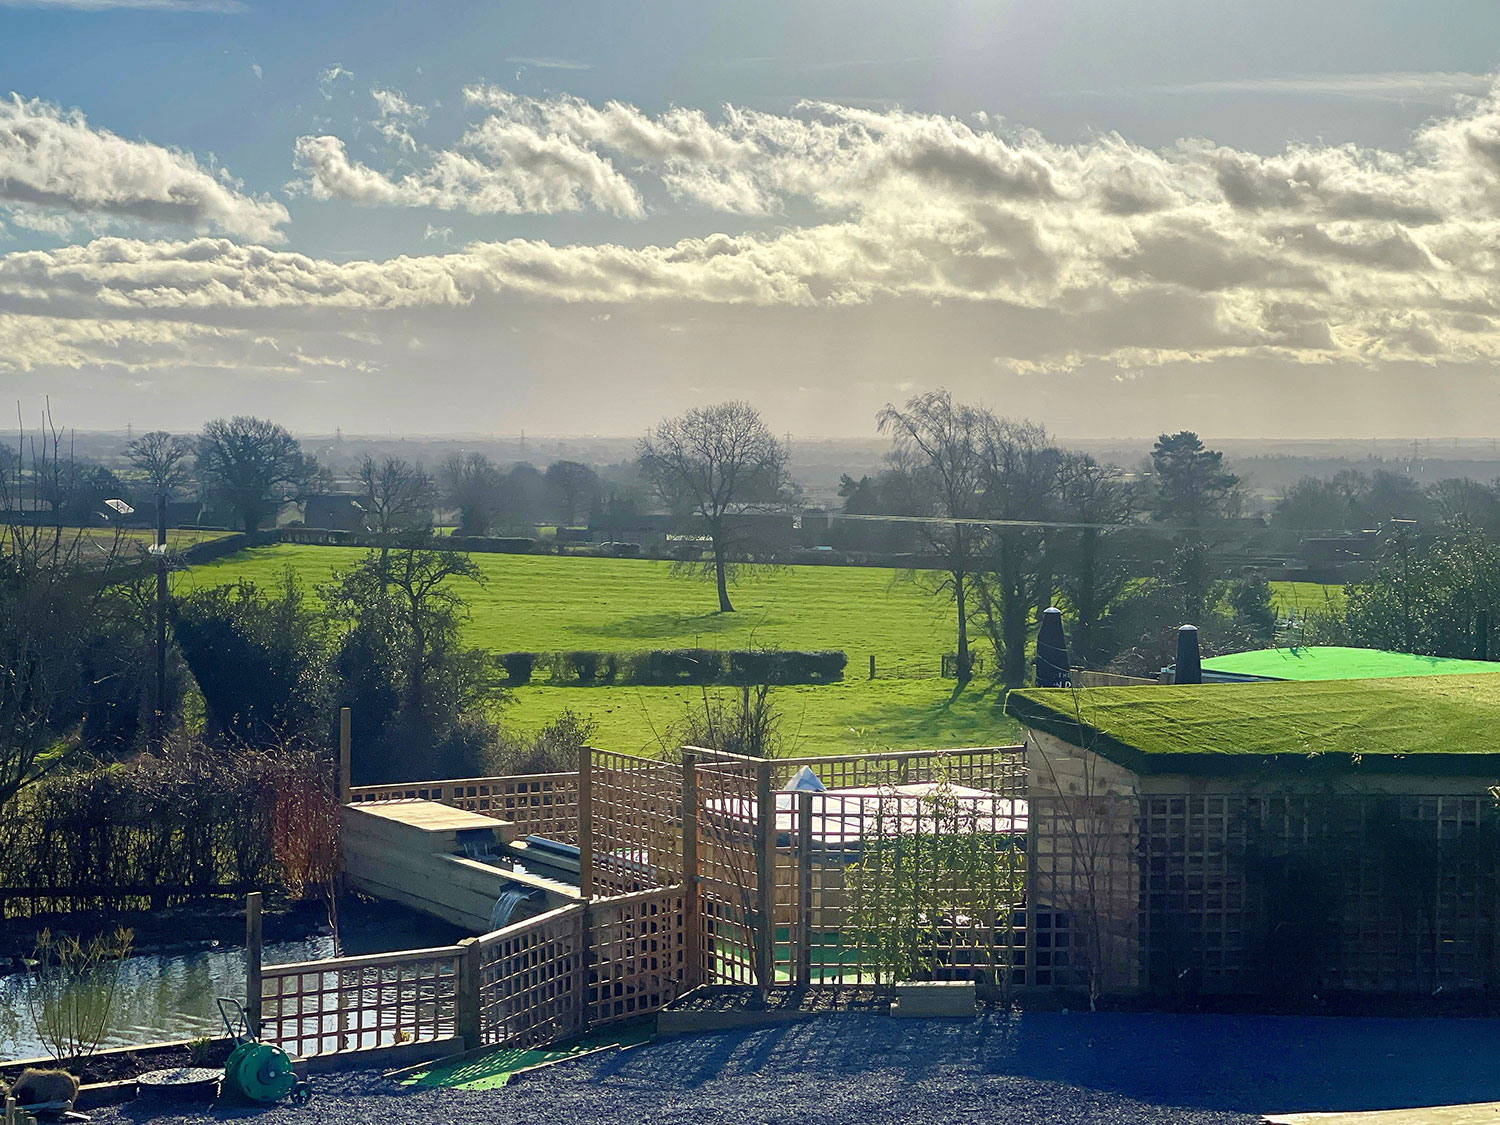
[498,648,846,687]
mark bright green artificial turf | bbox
[1202,646,1500,682]
[180,545,1021,751]
[1007,673,1500,775]
[400,1023,653,1090]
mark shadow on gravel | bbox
[577,1010,1500,1116]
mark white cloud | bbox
[0,95,287,241]
[504,56,592,71]
[369,86,426,152]
[22,80,1500,395]
[1146,70,1494,105]
[292,128,645,217]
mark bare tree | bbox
[638,401,790,613]
[440,452,505,535]
[358,455,436,564]
[971,416,1063,686]
[544,460,601,525]
[197,416,317,531]
[877,390,987,680]
[1052,453,1136,665]
[126,431,194,499]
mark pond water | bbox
[0,902,467,1061]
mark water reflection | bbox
[0,936,336,1060]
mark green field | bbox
[182,545,1015,753]
[181,545,1349,754]
[1268,580,1347,617]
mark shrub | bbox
[491,708,599,775]
[22,927,135,1063]
[500,652,537,684]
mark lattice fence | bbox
[260,946,461,1057]
[695,756,761,985]
[587,886,689,1026]
[1136,791,1500,997]
[589,751,683,897]
[776,788,1032,989]
[694,745,1026,796]
[347,772,580,842]
[476,903,586,1048]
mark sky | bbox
[5,1,1500,440]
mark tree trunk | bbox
[714,541,734,612]
[954,569,970,682]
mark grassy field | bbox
[181,545,1346,753]
[1268,580,1348,617]
[182,545,1012,752]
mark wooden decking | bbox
[342,799,578,931]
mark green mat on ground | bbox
[399,1024,654,1090]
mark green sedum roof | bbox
[1201,646,1500,682]
[1005,674,1500,776]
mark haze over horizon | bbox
[6,1,1500,439]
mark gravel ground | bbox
[87,1010,1500,1125]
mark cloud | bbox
[504,56,591,71]
[292,127,645,217]
[369,86,426,151]
[1145,70,1494,105]
[0,95,288,241]
[318,65,355,101]
[23,80,1500,394]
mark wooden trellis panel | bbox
[788,789,1031,989]
[260,946,461,1057]
[476,903,586,1048]
[587,885,689,1026]
[1136,791,1500,998]
[589,751,683,897]
[695,757,760,985]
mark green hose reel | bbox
[217,998,312,1107]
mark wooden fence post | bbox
[681,750,701,988]
[456,938,482,1050]
[578,745,593,900]
[245,891,263,1037]
[795,789,813,987]
[754,758,775,991]
[869,654,876,679]
[573,902,592,1036]
[338,707,352,802]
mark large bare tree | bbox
[877,391,988,681]
[126,430,194,499]
[197,416,318,531]
[358,455,436,566]
[440,452,505,535]
[638,401,790,613]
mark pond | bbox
[0,899,468,1061]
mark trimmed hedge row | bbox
[279,527,537,553]
[499,648,847,686]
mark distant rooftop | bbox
[1200,646,1500,682]
[1005,674,1500,776]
